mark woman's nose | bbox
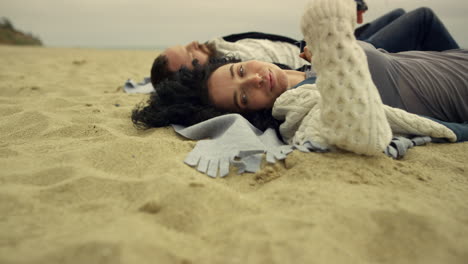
[243,73,263,89]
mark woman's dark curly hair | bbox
[132,57,281,131]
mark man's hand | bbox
[299,46,312,62]
[357,10,365,24]
[355,0,368,24]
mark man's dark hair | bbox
[133,57,281,131]
[150,54,207,88]
[150,54,172,88]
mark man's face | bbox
[163,41,211,71]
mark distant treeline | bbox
[0,17,42,46]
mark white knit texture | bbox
[273,89,457,148]
[273,84,327,146]
[384,106,456,141]
[300,0,392,155]
[209,38,309,70]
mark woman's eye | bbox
[241,93,248,105]
[239,65,244,77]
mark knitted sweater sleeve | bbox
[273,88,457,149]
[273,84,328,146]
[384,106,457,142]
[296,0,392,155]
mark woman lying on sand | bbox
[132,0,468,156]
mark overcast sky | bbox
[1,0,467,49]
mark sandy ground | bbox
[1,45,467,264]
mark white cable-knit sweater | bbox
[209,37,308,70]
[272,0,456,156]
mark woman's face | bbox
[207,60,289,112]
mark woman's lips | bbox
[269,70,275,92]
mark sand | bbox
[0,44,467,264]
